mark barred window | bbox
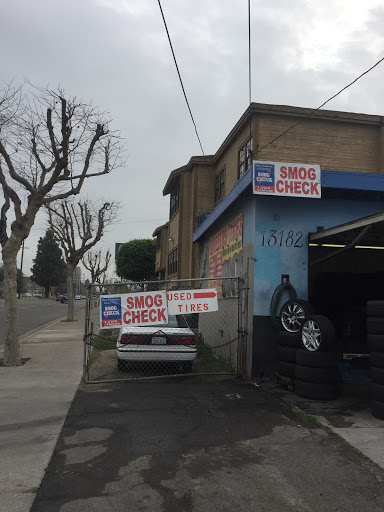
[170,184,180,218]
[168,248,178,276]
[215,169,225,202]
[238,136,253,179]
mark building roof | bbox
[163,102,384,197]
[152,222,169,237]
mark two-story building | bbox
[154,102,384,376]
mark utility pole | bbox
[18,240,25,299]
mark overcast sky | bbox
[1,0,384,281]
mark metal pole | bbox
[18,240,25,299]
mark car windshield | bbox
[156,315,188,328]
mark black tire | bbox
[278,361,296,379]
[367,318,384,335]
[277,331,301,348]
[371,366,384,385]
[278,346,297,363]
[301,315,336,352]
[371,383,384,403]
[296,349,339,368]
[280,299,314,333]
[295,365,339,384]
[370,352,384,368]
[371,400,384,420]
[117,358,126,372]
[295,380,339,401]
[367,334,384,353]
[182,361,193,374]
[367,300,384,318]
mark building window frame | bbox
[238,136,253,179]
[168,248,178,276]
[215,169,225,202]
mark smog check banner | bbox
[253,161,321,198]
[100,290,168,328]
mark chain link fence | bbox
[83,277,248,382]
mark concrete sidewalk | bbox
[0,312,85,512]
[266,381,384,469]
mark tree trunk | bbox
[67,266,75,321]
[3,252,21,365]
[45,286,49,299]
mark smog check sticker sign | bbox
[253,161,321,198]
[100,290,167,328]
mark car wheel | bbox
[280,299,314,333]
[301,315,336,352]
[117,359,126,372]
[182,361,193,374]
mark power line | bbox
[256,55,384,155]
[157,0,205,156]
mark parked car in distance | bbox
[74,295,81,300]
[56,295,63,302]
[116,314,197,373]
[81,295,86,299]
[61,295,68,303]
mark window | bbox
[168,248,178,276]
[215,169,225,202]
[238,136,253,178]
[170,184,180,218]
[156,233,161,250]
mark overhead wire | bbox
[156,0,216,188]
[256,56,384,155]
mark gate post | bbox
[237,275,249,379]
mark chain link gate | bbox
[83,277,248,383]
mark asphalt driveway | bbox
[31,377,384,512]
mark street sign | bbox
[100,290,168,328]
[167,289,218,315]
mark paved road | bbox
[30,379,384,512]
[0,298,86,347]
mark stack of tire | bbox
[367,300,384,420]
[295,315,340,400]
[277,299,313,382]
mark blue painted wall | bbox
[253,195,384,316]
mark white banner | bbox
[100,290,168,328]
[253,161,321,198]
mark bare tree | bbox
[82,248,111,284]
[0,82,124,365]
[47,199,118,321]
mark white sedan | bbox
[117,315,197,373]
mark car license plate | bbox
[152,337,166,345]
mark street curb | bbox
[0,308,86,355]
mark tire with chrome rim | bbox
[301,315,336,352]
[280,299,314,333]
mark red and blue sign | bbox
[101,296,122,327]
[253,160,321,198]
[254,163,275,193]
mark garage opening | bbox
[308,211,384,352]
